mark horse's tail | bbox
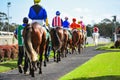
[24,26,38,62]
[51,28,61,49]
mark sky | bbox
[0,0,120,26]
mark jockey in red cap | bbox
[70,18,78,30]
[93,26,99,33]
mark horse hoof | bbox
[54,60,56,62]
[18,65,23,73]
[47,59,49,62]
[39,71,42,74]
[24,71,29,75]
[31,74,35,77]
[44,64,47,67]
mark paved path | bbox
[0,46,107,80]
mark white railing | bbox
[0,31,17,45]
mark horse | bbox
[92,32,99,46]
[71,29,83,54]
[82,31,87,48]
[50,27,64,62]
[23,22,48,77]
[60,29,69,57]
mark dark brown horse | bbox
[50,27,64,62]
[23,22,48,77]
[71,29,83,54]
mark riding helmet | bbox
[34,0,41,4]
[65,17,68,20]
[23,17,28,23]
[72,18,76,22]
[56,11,60,15]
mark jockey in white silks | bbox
[92,26,99,46]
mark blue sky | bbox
[0,0,120,25]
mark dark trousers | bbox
[47,46,51,57]
[18,46,28,72]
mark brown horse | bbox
[61,29,69,57]
[23,22,48,77]
[71,29,83,54]
[50,27,64,62]
[82,31,87,48]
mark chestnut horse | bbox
[71,29,83,54]
[50,27,64,62]
[23,22,48,77]
[61,29,69,57]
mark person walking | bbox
[14,17,29,74]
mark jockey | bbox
[70,18,78,30]
[28,0,51,58]
[77,21,82,31]
[63,16,70,30]
[63,16,72,39]
[93,25,99,33]
[28,0,49,27]
[82,24,87,34]
[52,11,63,27]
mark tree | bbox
[86,24,92,37]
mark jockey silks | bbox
[52,16,63,27]
[28,4,47,25]
[63,20,70,29]
[93,27,99,33]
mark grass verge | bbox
[96,42,120,50]
[59,52,120,80]
[0,59,17,72]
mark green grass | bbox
[0,59,17,72]
[59,52,120,80]
[86,44,95,47]
[0,51,54,73]
[96,42,120,50]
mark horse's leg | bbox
[44,39,49,64]
[45,38,50,62]
[53,48,56,62]
[58,50,61,61]
[78,46,80,54]
[64,46,67,57]
[72,45,74,54]
[57,50,61,62]
[38,52,43,74]
[60,46,64,58]
[29,61,37,77]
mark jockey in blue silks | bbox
[63,17,70,30]
[28,0,50,58]
[28,0,49,26]
[63,17,72,39]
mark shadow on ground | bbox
[70,75,120,80]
